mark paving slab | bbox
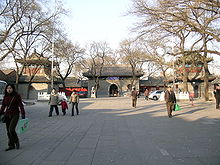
[0,97,220,165]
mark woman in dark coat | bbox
[0,84,25,151]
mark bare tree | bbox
[0,0,67,60]
[1,0,66,98]
[119,39,146,89]
[141,38,170,80]
[81,41,112,98]
[129,0,220,100]
[54,37,84,90]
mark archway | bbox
[109,84,119,97]
[194,85,199,98]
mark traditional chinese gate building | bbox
[83,65,143,97]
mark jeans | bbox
[49,105,59,116]
[72,102,79,116]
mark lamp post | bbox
[172,35,176,92]
[173,56,175,91]
[51,0,56,90]
[51,29,54,89]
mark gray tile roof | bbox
[212,77,220,84]
[0,69,62,84]
[140,77,166,86]
[83,65,143,77]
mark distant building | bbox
[170,57,216,99]
[139,77,166,93]
[83,65,143,97]
[59,77,88,96]
[0,51,61,99]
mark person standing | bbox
[69,90,79,116]
[131,87,139,108]
[48,88,59,117]
[214,85,220,109]
[0,84,25,151]
[60,98,68,115]
[164,86,176,118]
[144,88,150,100]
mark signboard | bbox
[107,77,120,80]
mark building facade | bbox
[83,65,143,97]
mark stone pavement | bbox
[0,97,220,165]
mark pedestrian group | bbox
[48,88,80,117]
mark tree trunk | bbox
[26,75,35,99]
[203,61,209,101]
[26,82,32,99]
[15,72,19,91]
[94,77,100,98]
[62,79,66,93]
[203,36,209,101]
[182,56,188,92]
[162,70,167,90]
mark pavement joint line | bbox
[159,148,170,156]
[1,98,220,165]
[66,116,99,164]
[90,132,102,165]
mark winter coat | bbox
[0,93,25,118]
[69,93,79,103]
[49,94,59,105]
[131,90,139,100]
[164,90,176,103]
[60,100,68,110]
[214,89,220,99]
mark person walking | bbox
[144,88,150,100]
[60,98,68,115]
[214,85,220,109]
[48,88,59,117]
[164,86,176,118]
[69,90,79,116]
[0,84,25,151]
[131,87,139,108]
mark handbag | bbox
[1,96,15,123]
[174,103,181,111]
[1,115,6,123]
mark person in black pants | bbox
[48,88,59,117]
[0,84,25,151]
[214,85,220,109]
[69,90,79,116]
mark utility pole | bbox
[51,0,56,90]
[172,35,176,92]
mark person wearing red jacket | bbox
[0,84,25,151]
[60,98,68,115]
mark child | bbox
[60,98,68,115]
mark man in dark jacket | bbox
[214,85,220,109]
[131,87,139,108]
[164,86,176,118]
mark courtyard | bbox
[0,97,220,165]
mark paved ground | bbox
[0,97,220,165]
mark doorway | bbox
[109,84,119,97]
[194,85,199,98]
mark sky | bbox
[61,0,135,49]
[59,0,220,75]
